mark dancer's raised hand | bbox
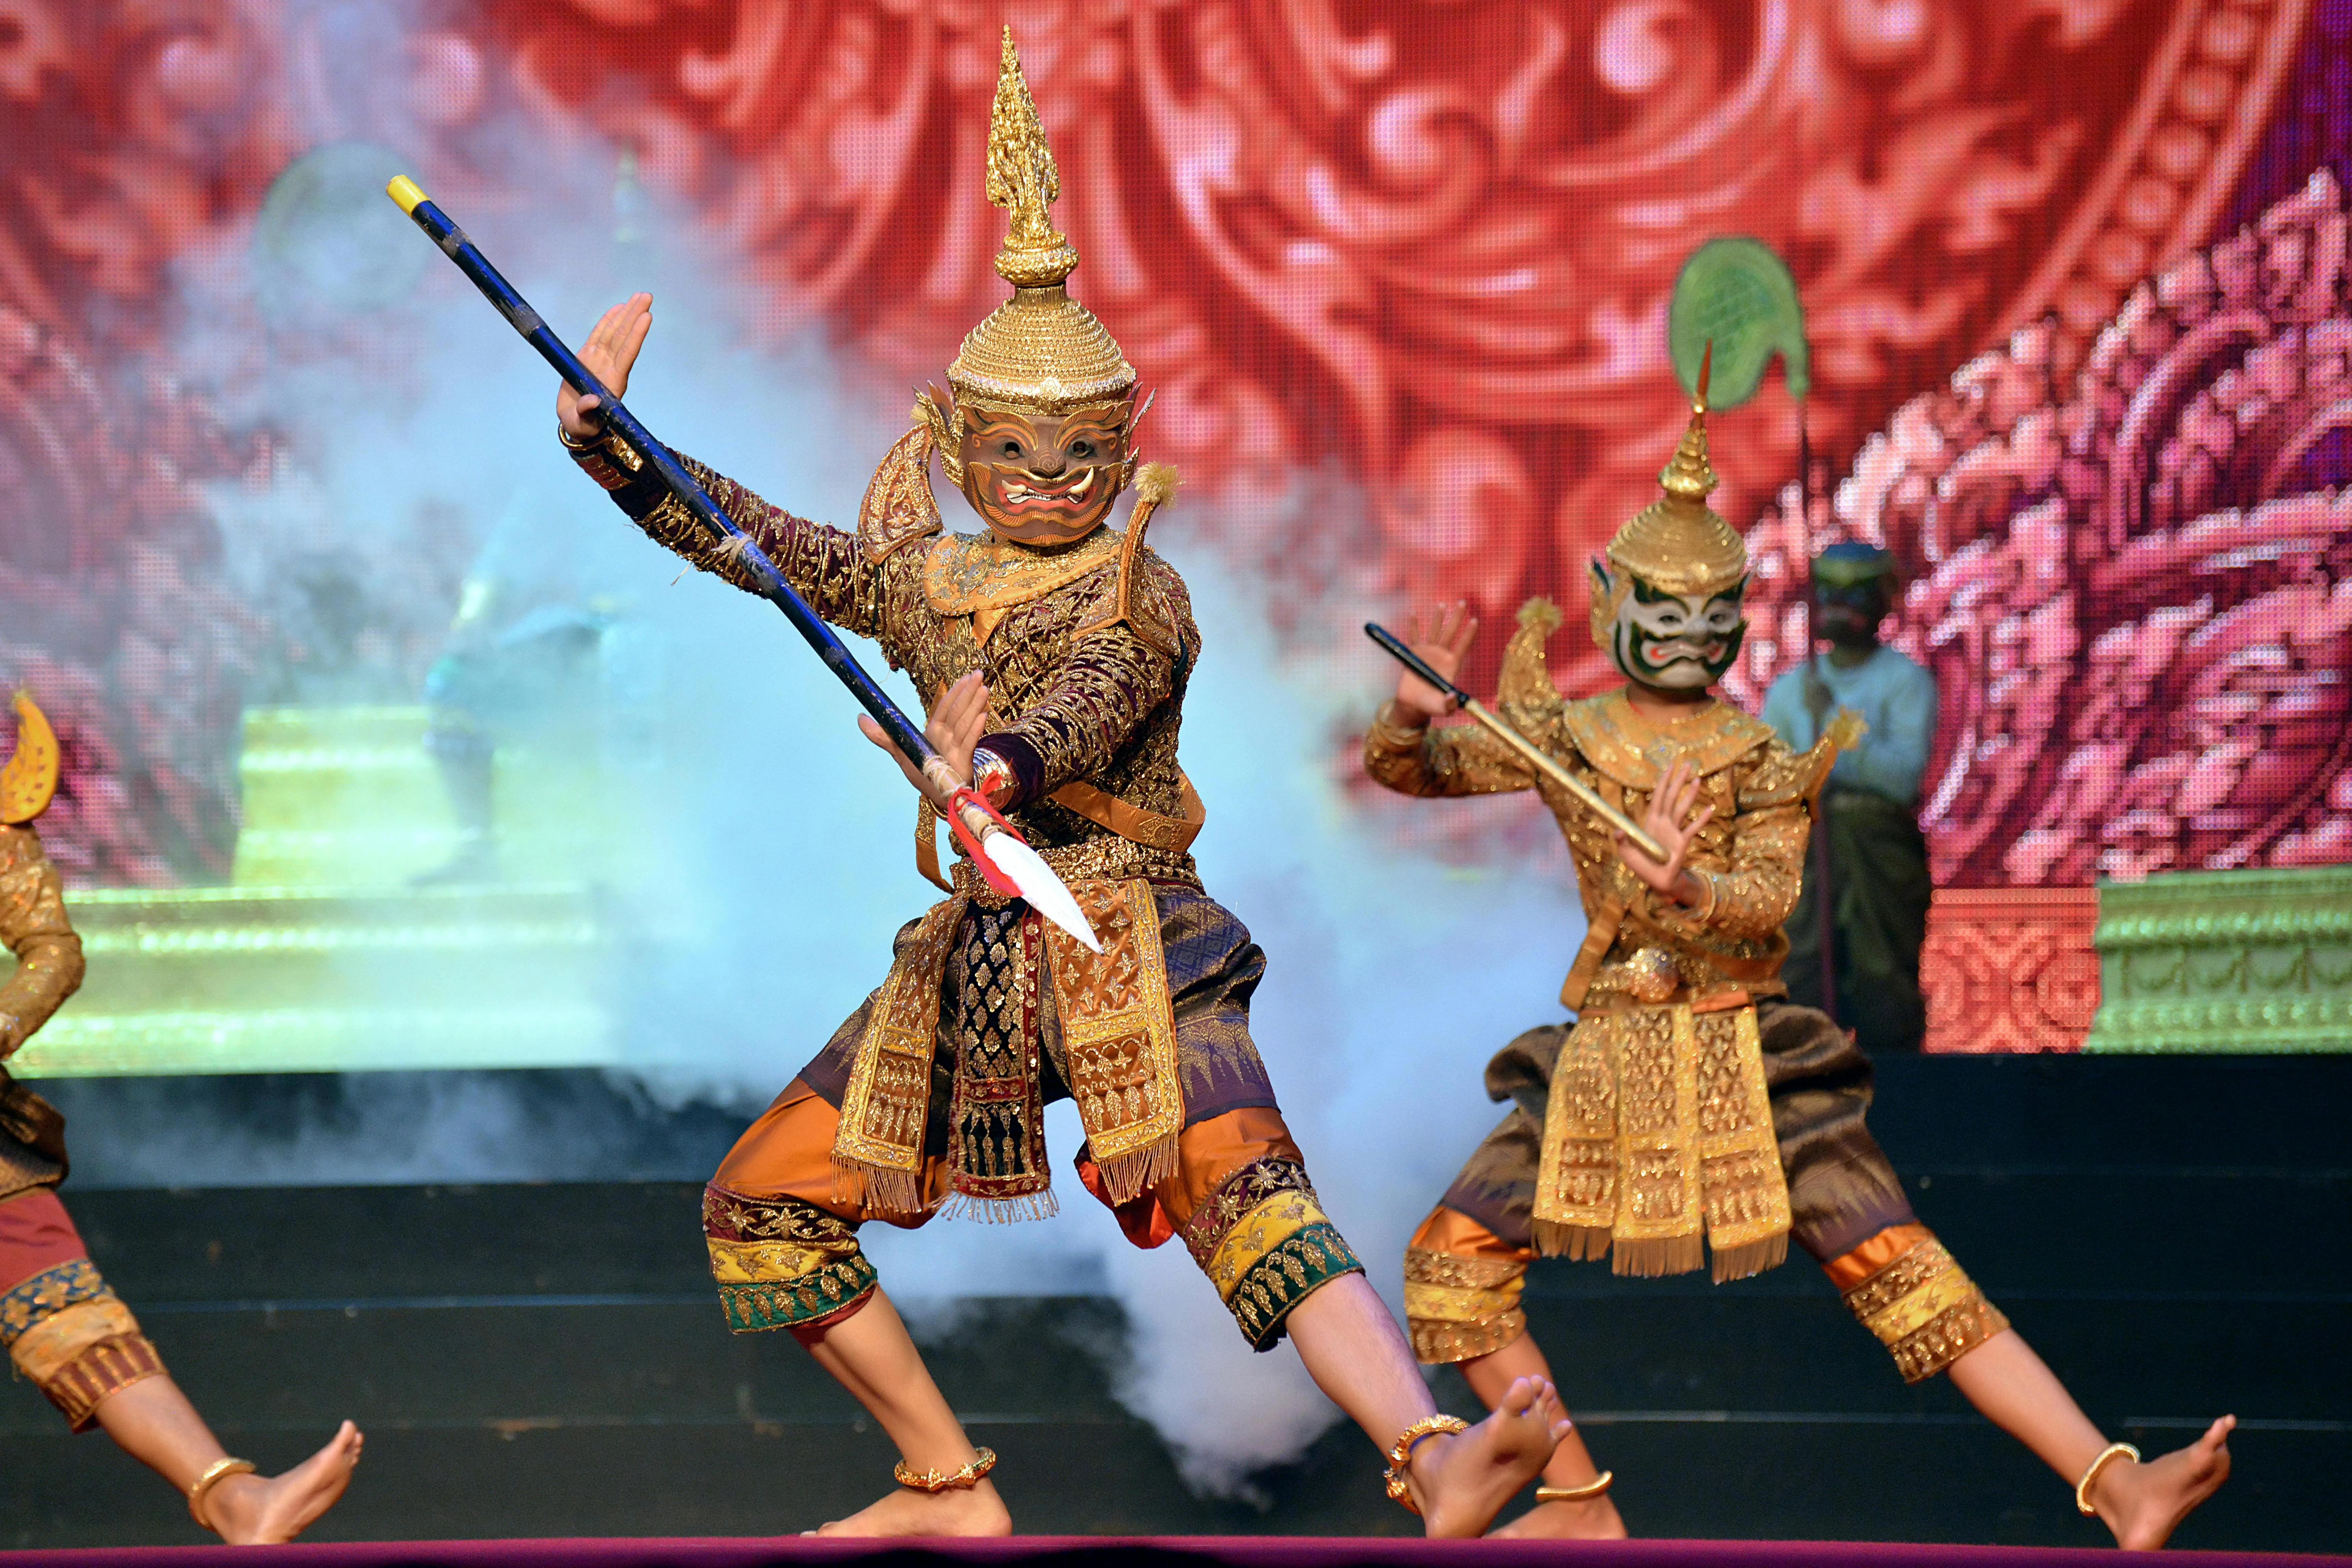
[1616,756,1714,902]
[558,293,654,440]
[1393,600,1480,723]
[860,670,994,809]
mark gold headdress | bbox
[937,28,1135,417]
[1590,349,1749,639]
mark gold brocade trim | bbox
[40,1332,163,1431]
[1043,879,1183,1204]
[1400,1246,1529,1364]
[1557,690,1773,793]
[857,421,945,562]
[922,529,1119,643]
[832,899,967,1215]
[1532,1002,1789,1281]
[1839,1233,2012,1383]
[1206,1190,1318,1299]
[8,1295,137,1385]
[949,836,1198,903]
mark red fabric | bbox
[0,1188,87,1293]
[1074,1151,1177,1251]
[0,1535,2303,1567]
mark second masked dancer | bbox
[1363,379,2235,1546]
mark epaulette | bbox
[1494,597,1568,729]
[1077,462,1182,658]
[857,409,948,563]
[0,692,59,824]
[1737,709,1866,811]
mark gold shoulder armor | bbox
[1078,462,1182,657]
[859,410,948,563]
[1495,597,1567,728]
[1738,708,1864,811]
[1,691,59,825]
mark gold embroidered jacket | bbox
[1364,600,1837,1010]
[0,822,84,1199]
[597,428,1199,887]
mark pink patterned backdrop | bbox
[0,0,2345,888]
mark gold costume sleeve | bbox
[0,826,83,1060]
[632,453,908,642]
[1360,701,1534,798]
[1704,793,1811,942]
[992,623,1177,802]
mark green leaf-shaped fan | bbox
[1668,237,1809,407]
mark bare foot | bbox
[207,1421,364,1544]
[1407,1376,1571,1539]
[2092,1417,2234,1550]
[811,1479,1012,1538]
[1493,1494,1630,1540]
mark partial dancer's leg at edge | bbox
[1455,1331,1626,1540]
[95,1378,363,1545]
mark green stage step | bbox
[24,707,625,1077]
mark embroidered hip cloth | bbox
[1532,998,1792,1281]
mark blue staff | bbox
[384,175,1099,950]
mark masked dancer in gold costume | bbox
[553,30,1566,1538]
[1363,380,2236,1547]
[0,696,362,1541]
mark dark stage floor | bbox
[3,1054,2345,1553]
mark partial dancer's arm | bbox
[0,825,82,1060]
[558,294,894,638]
[1360,602,1534,798]
[969,626,1176,810]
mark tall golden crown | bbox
[1602,347,1748,598]
[944,28,1136,412]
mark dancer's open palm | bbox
[1395,600,1480,721]
[1617,757,1714,901]
[558,293,654,440]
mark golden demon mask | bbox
[1587,361,1751,690]
[917,29,1140,550]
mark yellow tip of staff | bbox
[386,175,428,214]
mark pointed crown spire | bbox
[944,27,1135,412]
[1601,342,1748,598]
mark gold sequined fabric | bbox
[637,452,1199,864]
[1402,1247,1528,1365]
[702,1186,878,1335]
[1838,1231,2011,1383]
[0,824,82,1201]
[1531,1001,1790,1280]
[1362,599,1837,1009]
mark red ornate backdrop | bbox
[0,1,2345,903]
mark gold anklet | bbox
[187,1457,256,1532]
[1383,1414,1470,1514]
[1537,1470,1615,1504]
[2075,1442,2139,1516]
[894,1446,998,1493]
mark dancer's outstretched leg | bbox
[93,1378,362,1544]
[1286,1273,1568,1538]
[1456,1331,1626,1540]
[797,1289,1011,1538]
[1948,1329,2233,1550]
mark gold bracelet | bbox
[893,1445,998,1493]
[2075,1441,2139,1517]
[1383,1414,1471,1515]
[187,1456,257,1532]
[1536,1470,1614,1504]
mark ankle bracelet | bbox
[1383,1414,1470,1514]
[2075,1442,2139,1516]
[1537,1470,1614,1504]
[187,1457,256,1532]
[894,1446,998,1493]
